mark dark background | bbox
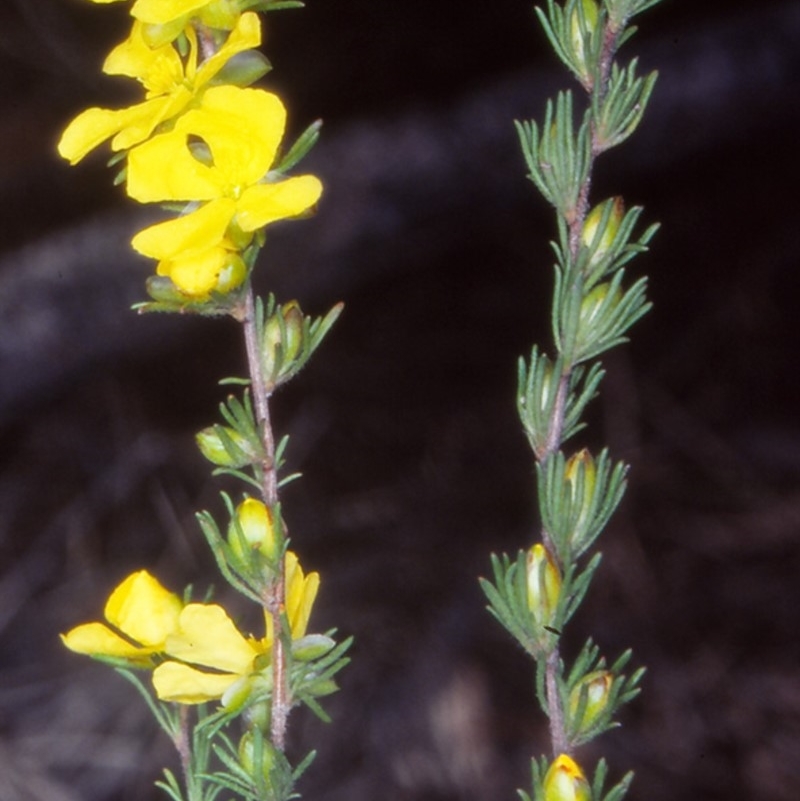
[2,1,800,799]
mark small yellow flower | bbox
[153,552,319,704]
[543,755,591,801]
[127,85,322,296]
[61,570,183,667]
[57,12,260,164]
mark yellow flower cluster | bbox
[62,558,319,705]
[58,0,322,298]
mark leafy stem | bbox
[242,283,290,751]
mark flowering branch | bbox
[481,1,660,799]
[57,2,349,799]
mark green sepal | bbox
[210,49,272,88]
[134,275,247,317]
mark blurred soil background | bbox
[2,0,800,799]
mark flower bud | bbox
[569,670,613,735]
[564,449,596,541]
[196,425,256,467]
[570,0,600,84]
[526,544,562,628]
[578,282,619,331]
[228,498,281,562]
[581,197,624,272]
[543,754,591,801]
[215,252,247,294]
[238,730,277,779]
[262,301,306,386]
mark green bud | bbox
[238,730,277,779]
[215,253,248,295]
[569,670,613,736]
[526,543,562,629]
[196,425,256,467]
[565,449,596,548]
[570,0,600,86]
[543,755,592,801]
[262,300,306,386]
[576,281,622,347]
[228,497,282,562]
[581,197,624,273]
[292,633,336,662]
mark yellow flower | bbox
[153,552,319,704]
[57,12,261,164]
[86,0,242,38]
[543,755,591,801]
[127,85,322,296]
[61,570,183,667]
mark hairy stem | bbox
[243,284,290,750]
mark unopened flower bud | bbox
[196,425,256,467]
[569,670,613,735]
[526,543,562,628]
[215,253,247,294]
[565,449,596,543]
[578,281,621,332]
[581,197,624,271]
[543,754,591,801]
[238,730,277,779]
[262,301,305,385]
[570,0,600,84]
[228,498,281,562]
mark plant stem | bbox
[175,705,200,801]
[540,16,621,760]
[242,284,290,750]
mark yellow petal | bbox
[285,551,320,639]
[162,246,230,296]
[127,129,223,203]
[194,13,261,88]
[153,661,238,704]
[236,176,323,232]
[131,0,208,25]
[176,86,286,187]
[131,199,235,260]
[166,603,258,674]
[61,622,153,661]
[57,107,131,165]
[104,570,183,648]
[103,22,184,95]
